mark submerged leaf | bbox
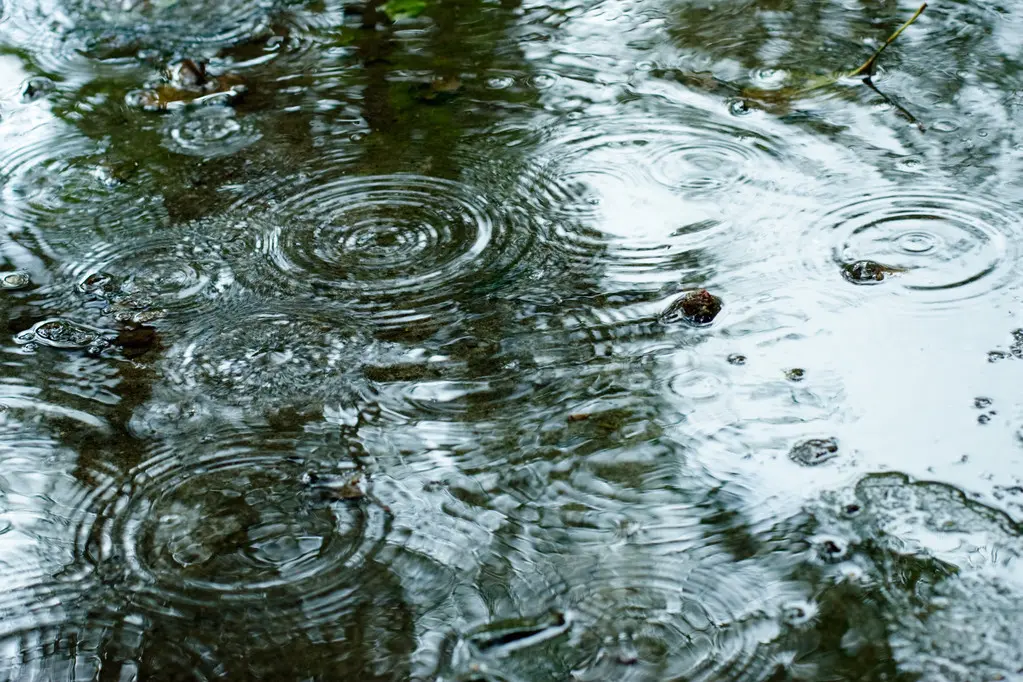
[382,0,427,21]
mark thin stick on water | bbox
[849,3,927,79]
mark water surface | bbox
[1,0,1022,679]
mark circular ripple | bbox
[54,228,238,317]
[572,561,784,680]
[510,112,788,285]
[84,442,388,624]
[4,0,277,72]
[813,190,1018,309]
[446,557,784,682]
[162,106,262,159]
[0,128,166,254]
[162,304,372,406]
[233,175,526,331]
[526,112,787,214]
[0,612,226,682]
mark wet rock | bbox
[727,353,747,365]
[841,259,904,284]
[1,271,31,290]
[15,318,115,353]
[789,437,839,466]
[814,535,850,563]
[659,289,723,326]
[20,76,56,103]
[785,368,805,382]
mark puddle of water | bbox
[1,0,1022,679]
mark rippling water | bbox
[1,0,1023,679]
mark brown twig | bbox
[849,3,927,79]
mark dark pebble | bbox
[789,437,839,466]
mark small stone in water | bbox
[1,271,31,290]
[841,260,900,284]
[789,437,839,466]
[15,318,113,352]
[21,76,55,103]
[727,353,747,366]
[815,536,850,563]
[785,368,805,382]
[660,289,723,326]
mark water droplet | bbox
[780,600,817,627]
[896,231,938,254]
[0,271,31,290]
[14,319,113,352]
[163,106,260,158]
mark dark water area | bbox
[1,0,1022,679]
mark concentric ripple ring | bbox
[817,189,1018,308]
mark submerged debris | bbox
[465,610,571,655]
[78,271,167,325]
[841,259,905,284]
[126,59,246,112]
[412,75,463,103]
[789,437,839,466]
[660,289,723,326]
[302,471,367,501]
